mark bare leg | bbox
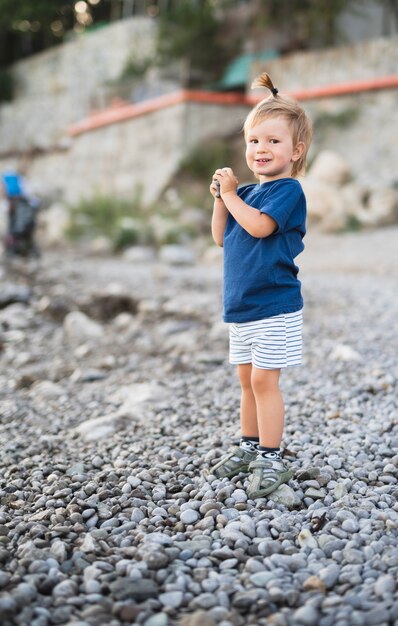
[251,368,284,448]
[237,364,258,438]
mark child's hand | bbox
[212,167,238,197]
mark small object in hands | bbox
[215,180,221,198]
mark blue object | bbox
[2,171,23,197]
[222,179,306,322]
[218,50,279,90]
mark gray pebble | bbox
[180,509,200,524]
[158,591,184,609]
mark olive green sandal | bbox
[247,457,293,498]
[212,445,257,479]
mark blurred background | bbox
[0,0,397,256]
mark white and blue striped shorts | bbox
[229,310,303,370]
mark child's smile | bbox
[245,116,303,183]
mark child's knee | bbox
[251,368,280,394]
[237,363,253,390]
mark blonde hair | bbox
[244,73,313,178]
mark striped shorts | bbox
[229,310,303,370]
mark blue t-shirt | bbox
[223,178,306,323]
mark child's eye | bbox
[270,139,279,144]
[249,139,258,144]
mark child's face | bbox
[245,116,304,183]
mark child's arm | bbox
[210,179,229,247]
[214,168,277,238]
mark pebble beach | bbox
[0,226,397,626]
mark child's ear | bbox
[292,141,305,162]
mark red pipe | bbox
[68,75,398,136]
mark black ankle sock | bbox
[240,436,260,453]
[258,446,281,460]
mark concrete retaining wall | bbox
[9,99,250,205]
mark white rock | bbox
[180,509,200,524]
[374,574,396,597]
[159,244,196,265]
[108,382,169,419]
[330,344,361,362]
[0,303,32,329]
[334,483,348,499]
[63,311,104,342]
[309,150,352,186]
[123,245,156,263]
[158,591,184,609]
[267,484,302,508]
[113,312,135,328]
[297,528,318,549]
[79,534,97,553]
[49,539,67,562]
[162,292,213,318]
[300,177,347,232]
[73,413,119,441]
[31,380,65,399]
[367,187,398,226]
[232,489,247,503]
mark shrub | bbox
[0,68,14,102]
[180,139,232,181]
[66,193,148,248]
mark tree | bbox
[0,1,73,66]
[156,0,233,87]
[257,0,366,49]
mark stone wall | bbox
[299,89,396,189]
[0,17,156,153]
[18,100,250,205]
[253,36,398,90]
[0,25,397,205]
[256,36,398,189]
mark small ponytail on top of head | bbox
[251,72,279,97]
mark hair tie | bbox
[271,87,279,96]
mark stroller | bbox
[6,195,40,257]
[2,171,40,257]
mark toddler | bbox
[210,72,312,498]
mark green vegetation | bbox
[66,193,151,250]
[119,55,154,81]
[66,190,207,251]
[2,0,390,84]
[344,214,362,232]
[261,0,365,48]
[0,67,13,102]
[314,107,360,131]
[179,139,233,182]
[156,0,230,87]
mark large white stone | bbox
[309,150,352,186]
[31,380,65,399]
[63,311,104,342]
[367,187,398,226]
[108,382,170,419]
[300,177,347,232]
[74,413,119,441]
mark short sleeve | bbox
[259,181,303,232]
